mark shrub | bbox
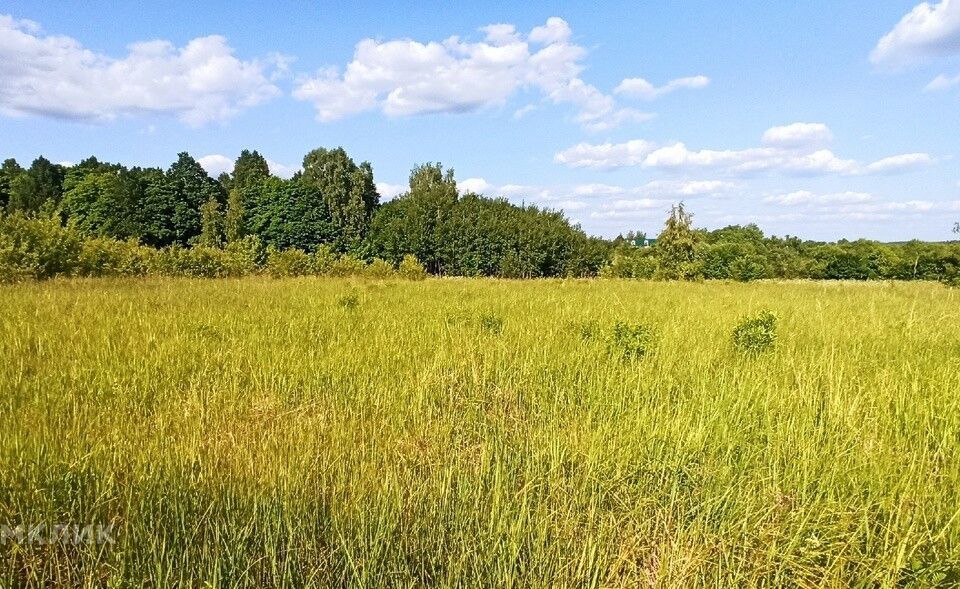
[312,245,336,275]
[365,257,395,279]
[0,211,84,279]
[397,254,428,280]
[574,320,599,341]
[479,313,504,335]
[732,310,778,354]
[266,247,313,278]
[223,236,265,276]
[600,251,658,279]
[78,238,153,277]
[337,292,360,310]
[327,254,366,277]
[606,321,657,360]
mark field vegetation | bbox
[1,277,958,586]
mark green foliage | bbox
[478,312,504,335]
[266,247,313,278]
[397,254,427,280]
[244,176,336,252]
[367,167,603,277]
[224,189,245,243]
[7,157,64,214]
[600,250,658,279]
[364,257,395,279]
[732,310,778,354]
[197,197,225,248]
[301,147,379,251]
[78,238,154,277]
[337,292,360,309]
[655,203,701,280]
[0,158,23,212]
[606,321,657,360]
[326,254,366,277]
[230,150,271,193]
[0,210,83,279]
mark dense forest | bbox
[1,148,958,283]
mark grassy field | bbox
[1,277,958,587]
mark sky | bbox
[1,0,958,241]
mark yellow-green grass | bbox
[1,278,958,587]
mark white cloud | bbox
[458,177,494,194]
[862,152,934,174]
[761,122,833,148]
[528,17,573,44]
[764,190,875,206]
[0,14,281,125]
[198,154,234,177]
[293,17,654,131]
[199,154,299,179]
[555,124,934,176]
[871,0,960,66]
[554,139,657,168]
[615,75,710,100]
[925,72,960,90]
[512,104,537,119]
[376,182,406,200]
[266,160,299,179]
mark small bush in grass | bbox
[572,320,599,341]
[732,310,778,354]
[337,292,360,310]
[479,313,504,335]
[365,258,395,279]
[398,254,428,280]
[606,321,656,360]
[266,247,313,278]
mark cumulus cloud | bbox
[376,182,406,200]
[198,154,234,177]
[554,123,934,176]
[761,122,833,148]
[614,75,710,100]
[292,17,656,131]
[871,0,960,67]
[458,177,495,194]
[0,14,281,125]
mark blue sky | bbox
[1,0,958,240]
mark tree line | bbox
[1,149,958,283]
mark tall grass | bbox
[1,278,958,587]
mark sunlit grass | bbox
[1,277,958,586]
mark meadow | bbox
[1,277,958,587]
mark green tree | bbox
[8,157,65,213]
[62,171,134,238]
[301,147,379,251]
[224,189,246,243]
[655,203,701,280]
[136,168,177,247]
[0,158,23,212]
[197,197,225,247]
[231,150,271,193]
[166,153,223,246]
[244,177,336,251]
